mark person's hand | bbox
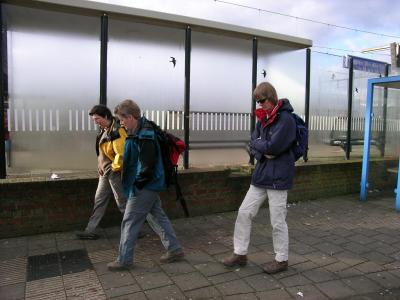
[134,181,145,190]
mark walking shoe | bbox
[263,260,288,274]
[222,253,247,267]
[160,248,185,263]
[107,261,132,271]
[75,231,99,240]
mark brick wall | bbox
[0,159,396,238]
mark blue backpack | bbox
[292,113,308,162]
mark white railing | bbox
[6,108,400,133]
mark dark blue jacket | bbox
[250,99,296,190]
[122,117,165,198]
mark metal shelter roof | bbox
[28,0,312,48]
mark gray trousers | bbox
[85,172,169,249]
[85,171,127,233]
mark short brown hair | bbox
[253,82,278,105]
[114,99,141,119]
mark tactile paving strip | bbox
[25,276,65,299]
[26,290,66,300]
[88,249,117,264]
[64,270,106,300]
[0,257,27,286]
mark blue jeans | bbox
[118,188,181,265]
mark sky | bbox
[92,0,399,64]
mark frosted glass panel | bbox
[5,4,100,171]
[191,32,252,113]
[107,19,185,111]
[189,32,252,167]
[258,42,306,114]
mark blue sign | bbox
[343,55,387,74]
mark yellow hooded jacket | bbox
[97,118,127,172]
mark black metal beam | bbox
[249,37,257,165]
[183,26,191,169]
[304,48,311,162]
[380,64,390,157]
[346,57,354,160]
[100,14,108,106]
[0,4,6,179]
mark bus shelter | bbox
[360,75,400,210]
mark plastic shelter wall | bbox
[3,4,310,172]
[187,31,252,166]
[258,42,306,114]
[107,18,185,112]
[4,4,100,172]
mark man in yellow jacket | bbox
[76,105,127,240]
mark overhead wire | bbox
[313,46,391,57]
[214,0,400,39]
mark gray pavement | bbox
[1,193,400,300]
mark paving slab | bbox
[104,284,141,299]
[171,271,210,291]
[243,273,282,291]
[215,278,254,296]
[256,288,293,300]
[287,284,329,300]
[342,275,382,294]
[143,284,186,300]
[0,282,25,300]
[316,279,357,299]
[184,285,222,299]
[1,193,400,299]
[134,271,173,290]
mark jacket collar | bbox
[255,99,283,128]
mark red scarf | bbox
[255,99,283,128]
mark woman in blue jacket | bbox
[223,82,296,274]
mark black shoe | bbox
[75,231,99,240]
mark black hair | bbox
[89,104,112,119]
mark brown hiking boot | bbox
[263,260,288,274]
[160,248,185,263]
[107,261,132,271]
[222,253,247,267]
